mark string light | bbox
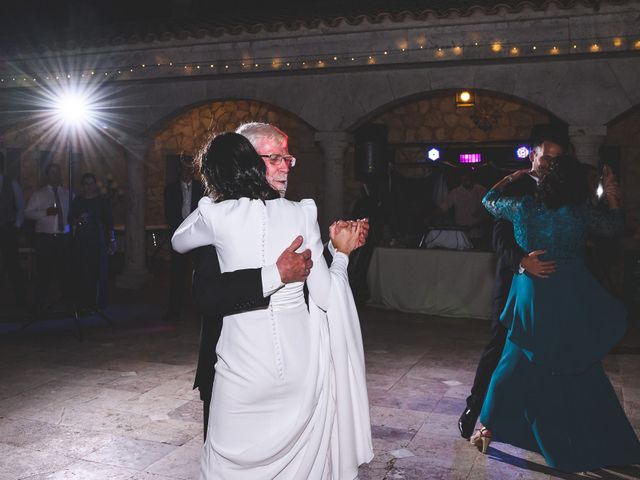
[1,35,636,87]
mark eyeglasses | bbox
[259,154,296,168]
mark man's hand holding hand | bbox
[521,250,556,278]
[276,236,313,283]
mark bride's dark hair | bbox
[536,154,589,209]
[197,132,279,202]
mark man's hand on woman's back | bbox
[277,236,313,283]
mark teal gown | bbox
[479,189,640,472]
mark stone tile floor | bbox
[1,306,639,480]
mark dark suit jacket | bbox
[164,180,204,232]
[490,174,537,320]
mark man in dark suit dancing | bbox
[191,123,367,439]
[164,160,205,321]
[458,125,568,439]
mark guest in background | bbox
[0,152,27,307]
[25,163,71,313]
[164,160,204,321]
[69,173,116,310]
[432,171,489,249]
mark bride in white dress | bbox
[172,132,373,479]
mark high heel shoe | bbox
[470,427,492,454]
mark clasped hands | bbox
[276,219,369,283]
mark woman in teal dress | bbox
[475,155,640,473]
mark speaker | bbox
[355,124,389,181]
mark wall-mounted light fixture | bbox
[455,90,475,107]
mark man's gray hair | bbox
[235,122,287,147]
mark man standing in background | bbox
[164,160,204,321]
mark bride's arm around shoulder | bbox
[171,196,217,254]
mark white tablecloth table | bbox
[366,247,496,319]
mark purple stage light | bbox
[459,153,482,164]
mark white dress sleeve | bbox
[171,197,216,254]
[301,199,348,311]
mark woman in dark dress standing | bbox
[70,173,116,310]
[474,156,640,473]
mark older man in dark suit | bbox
[164,160,205,321]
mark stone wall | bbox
[147,100,323,225]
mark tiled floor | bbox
[1,306,639,480]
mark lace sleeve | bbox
[585,205,625,238]
[482,189,521,223]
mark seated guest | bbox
[69,173,115,310]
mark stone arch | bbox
[340,88,561,213]
[145,99,324,225]
[346,88,563,134]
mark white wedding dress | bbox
[172,197,373,480]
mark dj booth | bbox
[366,246,496,319]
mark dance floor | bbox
[1,306,639,480]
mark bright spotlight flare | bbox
[53,91,96,127]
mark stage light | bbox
[53,92,93,126]
[427,148,440,161]
[460,153,482,164]
[516,145,530,159]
